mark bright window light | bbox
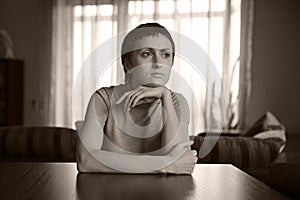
[73,0,241,132]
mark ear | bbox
[124,58,133,72]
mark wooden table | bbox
[0,163,287,200]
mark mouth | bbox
[150,73,165,78]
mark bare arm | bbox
[76,117,193,173]
[114,86,197,173]
[76,89,196,174]
[117,86,190,152]
[160,90,190,153]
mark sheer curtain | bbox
[50,0,73,128]
[51,0,254,134]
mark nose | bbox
[152,53,162,69]
[152,62,162,69]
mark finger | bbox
[124,94,131,111]
[192,150,197,156]
[127,90,143,110]
[116,91,131,104]
[172,141,194,152]
[132,87,156,107]
[124,87,144,111]
[148,99,161,116]
[124,91,137,111]
[124,90,140,111]
[194,154,198,163]
[182,141,194,151]
[179,140,194,148]
[131,92,146,108]
[132,92,150,108]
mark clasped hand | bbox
[116,85,169,111]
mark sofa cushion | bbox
[191,112,286,169]
[0,126,77,162]
[191,135,285,168]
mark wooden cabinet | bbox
[0,59,23,126]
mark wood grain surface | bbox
[0,163,288,200]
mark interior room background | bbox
[0,0,299,135]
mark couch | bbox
[0,113,286,183]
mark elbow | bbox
[77,161,88,173]
[76,147,87,173]
[76,139,91,172]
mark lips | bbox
[150,73,165,78]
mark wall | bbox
[1,0,299,131]
[246,0,300,134]
[0,0,52,126]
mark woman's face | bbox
[126,34,173,87]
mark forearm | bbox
[161,91,189,152]
[76,138,119,173]
[77,140,168,173]
[94,150,171,172]
[76,138,190,174]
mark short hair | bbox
[121,23,175,72]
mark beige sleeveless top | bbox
[87,84,189,154]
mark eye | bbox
[162,52,171,59]
[141,51,152,58]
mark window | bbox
[72,0,241,133]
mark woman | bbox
[76,23,197,174]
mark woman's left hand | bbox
[116,85,170,111]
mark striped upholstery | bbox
[0,126,77,162]
[191,136,285,169]
[0,123,285,168]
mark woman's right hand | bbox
[116,85,170,112]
